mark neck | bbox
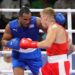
[47,19,56,27]
[18,19,21,27]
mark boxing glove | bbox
[20,38,37,49]
[55,12,66,25]
[6,38,20,49]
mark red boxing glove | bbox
[20,38,37,49]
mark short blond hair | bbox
[41,7,55,17]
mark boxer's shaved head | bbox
[18,6,31,27]
[19,6,31,16]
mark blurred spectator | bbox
[0,47,12,75]
[1,0,20,19]
[43,0,56,8]
[1,0,20,8]
[1,0,13,19]
[54,0,75,8]
[30,0,44,8]
[29,0,56,8]
[10,12,18,21]
[21,0,30,7]
[10,0,20,8]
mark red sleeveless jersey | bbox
[46,42,68,56]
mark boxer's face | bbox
[40,12,48,28]
[19,13,31,27]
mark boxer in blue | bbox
[1,6,65,75]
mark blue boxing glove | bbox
[6,38,20,50]
[55,13,66,25]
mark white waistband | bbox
[19,48,37,53]
[48,54,68,63]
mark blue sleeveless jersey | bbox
[9,16,41,59]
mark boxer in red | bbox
[20,7,70,75]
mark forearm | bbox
[37,40,50,48]
[69,44,75,51]
[68,44,75,55]
[1,39,8,47]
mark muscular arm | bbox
[68,38,75,54]
[1,24,12,46]
[37,25,58,48]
